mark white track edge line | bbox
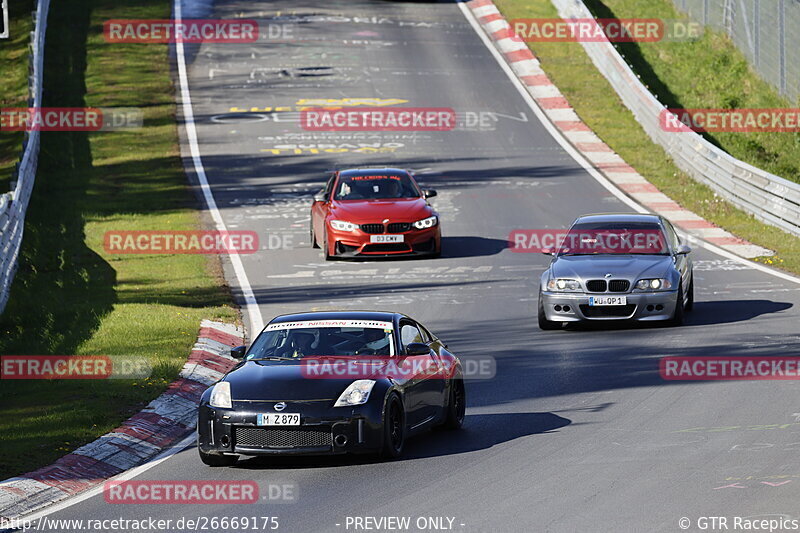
[174,0,265,334]
[457,2,800,286]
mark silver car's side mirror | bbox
[541,248,555,256]
[675,244,692,255]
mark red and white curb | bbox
[467,0,772,259]
[0,320,243,522]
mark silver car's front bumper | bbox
[541,290,679,322]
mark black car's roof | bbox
[338,168,410,177]
[269,311,401,324]
[574,213,662,224]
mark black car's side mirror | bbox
[230,345,247,359]
[423,189,437,199]
[405,342,430,356]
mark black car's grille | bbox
[235,426,332,448]
[387,222,412,233]
[362,243,410,253]
[586,280,607,292]
[608,280,630,292]
[360,223,384,234]
[580,304,636,318]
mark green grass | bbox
[0,0,236,479]
[494,0,799,274]
[0,0,36,190]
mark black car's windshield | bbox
[334,173,421,200]
[246,321,395,360]
[558,221,669,256]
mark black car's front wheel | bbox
[199,448,239,467]
[443,378,465,430]
[381,394,405,459]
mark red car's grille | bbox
[360,224,384,234]
[359,222,414,234]
[387,222,412,233]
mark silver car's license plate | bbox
[257,413,300,426]
[589,296,627,306]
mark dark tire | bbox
[323,235,333,261]
[310,221,320,249]
[443,378,465,430]
[668,283,685,327]
[684,277,694,312]
[538,294,560,330]
[380,394,405,459]
[198,448,238,467]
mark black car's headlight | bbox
[634,278,672,291]
[209,382,232,408]
[546,278,581,292]
[334,380,376,407]
[412,215,438,230]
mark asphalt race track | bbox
[40,1,800,531]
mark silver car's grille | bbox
[608,280,630,292]
[235,426,332,448]
[586,280,607,292]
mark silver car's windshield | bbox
[558,221,669,256]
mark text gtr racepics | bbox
[198,311,465,466]
[310,168,441,259]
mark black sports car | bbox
[197,311,466,466]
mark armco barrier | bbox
[0,0,49,313]
[551,0,800,238]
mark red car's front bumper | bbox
[326,226,440,257]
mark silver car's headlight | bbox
[334,380,376,407]
[546,278,582,292]
[209,382,232,408]
[412,215,438,230]
[635,278,672,291]
[329,219,358,232]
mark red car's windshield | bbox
[334,174,421,200]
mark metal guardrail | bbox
[0,0,50,313]
[1,0,9,39]
[551,0,800,238]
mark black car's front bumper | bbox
[197,400,385,456]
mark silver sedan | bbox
[538,213,693,329]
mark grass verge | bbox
[0,0,236,479]
[494,0,799,273]
[0,0,36,190]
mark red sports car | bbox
[310,168,441,259]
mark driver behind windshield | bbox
[335,175,419,200]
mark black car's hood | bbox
[550,254,674,280]
[223,360,379,401]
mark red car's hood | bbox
[330,198,433,223]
